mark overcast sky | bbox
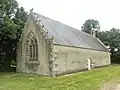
[17,0,120,30]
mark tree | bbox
[0,0,27,71]
[97,28,120,63]
[110,28,120,33]
[13,7,28,40]
[81,19,100,34]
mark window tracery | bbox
[25,32,38,61]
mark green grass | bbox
[0,65,120,90]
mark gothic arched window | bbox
[25,32,38,62]
[29,36,38,61]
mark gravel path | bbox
[101,81,118,90]
[115,84,120,90]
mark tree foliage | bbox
[0,0,27,71]
[97,28,120,63]
[81,19,100,34]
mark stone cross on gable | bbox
[30,8,34,12]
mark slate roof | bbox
[33,13,108,51]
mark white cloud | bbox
[17,0,120,30]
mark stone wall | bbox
[16,13,52,76]
[52,44,111,76]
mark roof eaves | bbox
[53,43,109,52]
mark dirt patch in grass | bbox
[101,79,120,90]
[102,82,117,90]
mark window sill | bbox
[25,61,40,65]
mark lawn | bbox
[0,65,120,90]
